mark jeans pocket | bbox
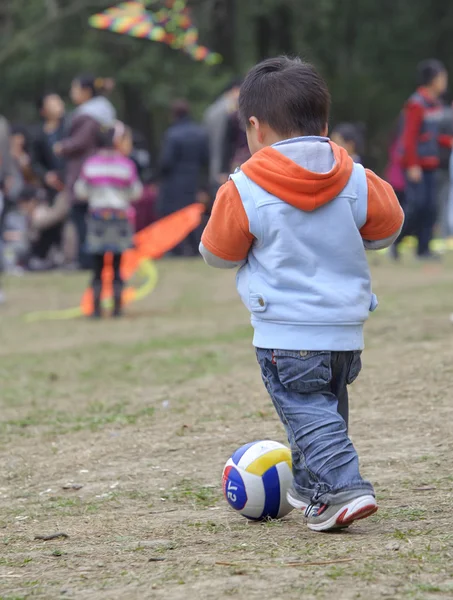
[346,351,362,385]
[274,350,332,393]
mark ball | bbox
[222,440,294,520]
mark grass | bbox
[0,403,156,437]
[162,479,221,507]
[1,258,453,599]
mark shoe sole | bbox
[307,495,378,532]
[286,492,309,512]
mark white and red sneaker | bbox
[304,495,378,532]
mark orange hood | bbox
[241,141,354,211]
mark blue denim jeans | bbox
[256,349,375,505]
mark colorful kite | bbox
[89,0,222,65]
[25,203,205,322]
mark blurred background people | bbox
[204,79,242,188]
[10,125,36,190]
[394,60,449,260]
[3,185,68,272]
[158,99,209,256]
[31,93,68,267]
[74,123,142,318]
[331,123,366,164]
[221,107,251,176]
[55,74,116,269]
[32,92,66,202]
[0,114,20,303]
[436,98,453,238]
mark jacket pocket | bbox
[347,351,362,385]
[250,293,267,313]
[274,350,332,393]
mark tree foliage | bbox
[1,0,453,165]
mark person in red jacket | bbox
[394,60,449,260]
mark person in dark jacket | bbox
[54,75,116,268]
[158,100,209,256]
[32,93,66,200]
[30,93,67,263]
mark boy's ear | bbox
[249,116,259,130]
[249,116,264,143]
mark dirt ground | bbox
[1,256,453,600]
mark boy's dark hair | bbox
[239,56,331,137]
[417,59,446,86]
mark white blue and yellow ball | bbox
[222,440,294,520]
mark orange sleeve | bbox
[360,170,404,241]
[201,180,254,261]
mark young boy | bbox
[200,57,404,532]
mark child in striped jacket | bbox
[75,122,142,318]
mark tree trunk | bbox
[45,0,59,18]
[210,0,236,69]
[274,3,294,56]
[0,0,13,38]
[121,82,156,156]
[255,14,272,61]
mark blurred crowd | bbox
[328,60,453,263]
[1,60,453,306]
[0,76,156,282]
[0,76,247,304]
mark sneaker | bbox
[287,487,312,512]
[304,495,378,532]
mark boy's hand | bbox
[407,165,422,184]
